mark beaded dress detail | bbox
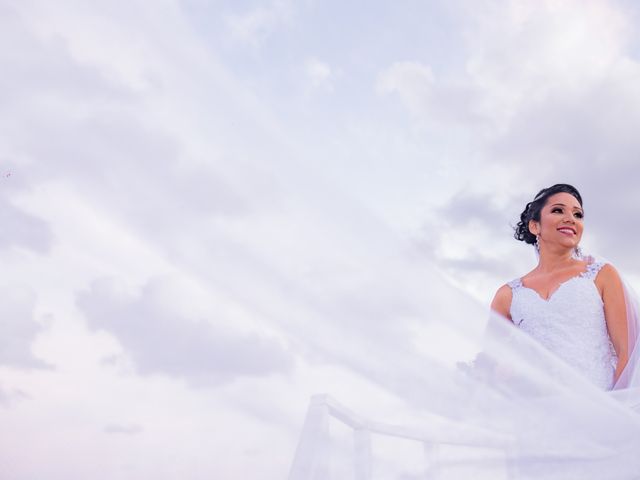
[508,261,618,390]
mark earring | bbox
[573,245,583,259]
[535,234,540,253]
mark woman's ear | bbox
[528,219,539,236]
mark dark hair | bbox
[514,184,583,245]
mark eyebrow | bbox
[550,203,584,211]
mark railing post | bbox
[423,442,439,480]
[288,395,331,480]
[354,428,372,480]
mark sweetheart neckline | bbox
[518,275,586,303]
[518,263,594,302]
[510,260,605,302]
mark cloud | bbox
[0,286,50,369]
[76,276,293,385]
[304,58,335,92]
[0,194,53,254]
[437,190,513,231]
[417,190,516,258]
[376,61,435,113]
[0,3,276,256]
[463,0,628,114]
[410,192,526,301]
[0,14,248,246]
[225,0,293,47]
[0,4,133,113]
[375,0,633,131]
[22,112,249,241]
[0,385,29,407]
[376,61,482,124]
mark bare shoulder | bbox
[595,263,623,291]
[490,283,513,321]
[597,262,621,279]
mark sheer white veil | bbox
[612,271,640,397]
[288,242,640,479]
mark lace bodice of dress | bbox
[508,261,618,390]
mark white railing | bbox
[288,394,512,480]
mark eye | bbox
[551,207,563,214]
[574,211,584,219]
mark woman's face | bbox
[529,192,584,250]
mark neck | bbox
[537,247,576,273]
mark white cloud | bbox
[376,0,632,130]
[304,57,335,91]
[0,286,50,369]
[464,0,628,118]
[225,0,293,47]
[376,61,435,112]
[0,195,53,253]
[77,275,294,384]
[376,60,483,124]
[0,385,29,407]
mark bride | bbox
[289,184,640,479]
[491,183,630,391]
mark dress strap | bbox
[507,278,523,290]
[581,261,606,280]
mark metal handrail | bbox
[287,394,512,480]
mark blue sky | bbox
[3,0,640,478]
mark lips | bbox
[557,227,576,235]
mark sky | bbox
[3,0,640,478]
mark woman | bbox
[491,184,630,390]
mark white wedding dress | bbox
[508,260,617,391]
[288,256,640,480]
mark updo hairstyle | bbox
[514,184,583,245]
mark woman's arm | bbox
[597,264,629,381]
[491,284,513,322]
